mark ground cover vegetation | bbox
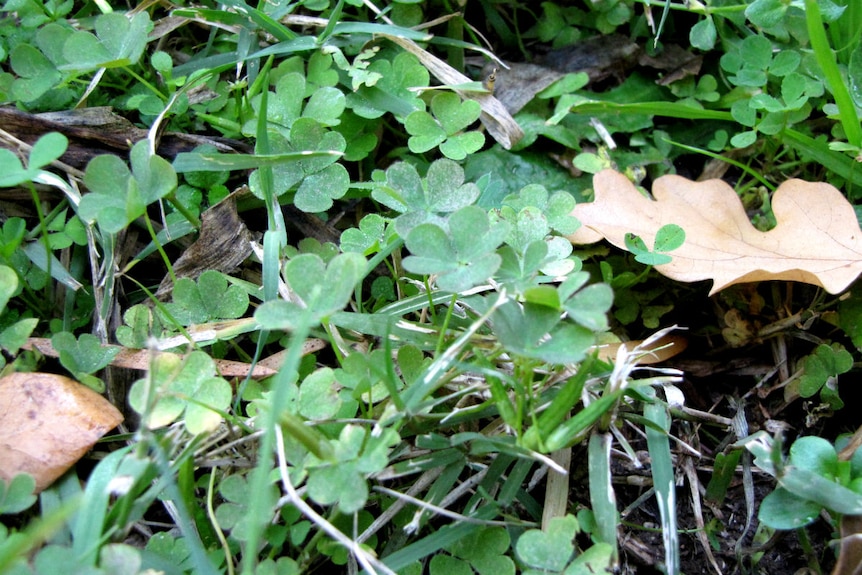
[0,0,861,573]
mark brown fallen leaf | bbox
[0,372,123,493]
[569,169,862,295]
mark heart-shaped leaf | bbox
[404,205,508,292]
[430,92,482,134]
[0,473,37,514]
[515,515,578,572]
[161,270,249,326]
[9,43,61,102]
[448,527,515,575]
[439,131,485,160]
[303,86,346,127]
[51,331,121,376]
[268,73,305,129]
[61,12,152,69]
[80,142,177,234]
[294,162,350,213]
[405,110,446,153]
[373,159,481,236]
[128,351,231,435]
[348,51,429,120]
[305,425,399,514]
[255,252,366,329]
[299,368,342,420]
[250,119,346,207]
[799,343,853,399]
[340,213,389,254]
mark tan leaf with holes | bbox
[569,169,862,295]
[0,373,123,493]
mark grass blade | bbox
[588,432,619,565]
[645,398,679,574]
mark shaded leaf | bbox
[515,515,577,572]
[799,343,853,398]
[61,12,152,69]
[0,473,36,514]
[51,332,121,391]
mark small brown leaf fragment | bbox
[482,62,563,115]
[539,35,642,82]
[833,427,862,575]
[0,372,123,493]
[594,334,688,364]
[569,170,862,295]
[638,44,703,85]
[22,337,277,379]
[831,514,862,575]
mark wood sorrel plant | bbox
[2,0,860,574]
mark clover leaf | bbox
[299,367,343,420]
[80,141,177,234]
[295,163,350,213]
[347,51,429,120]
[559,272,614,332]
[334,110,379,161]
[265,72,346,130]
[340,213,390,255]
[255,252,366,330]
[116,304,164,349]
[128,350,232,434]
[490,297,595,364]
[799,343,853,408]
[9,43,61,103]
[371,158,480,236]
[335,349,402,404]
[305,425,400,514]
[61,12,152,70]
[214,473,278,542]
[249,119,348,212]
[160,270,249,326]
[441,527,515,575]
[516,515,578,573]
[0,132,68,188]
[405,92,484,160]
[403,205,508,293]
[0,474,37,515]
[404,111,445,153]
[501,184,580,236]
[51,331,121,392]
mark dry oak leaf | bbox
[0,372,123,493]
[568,169,862,295]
